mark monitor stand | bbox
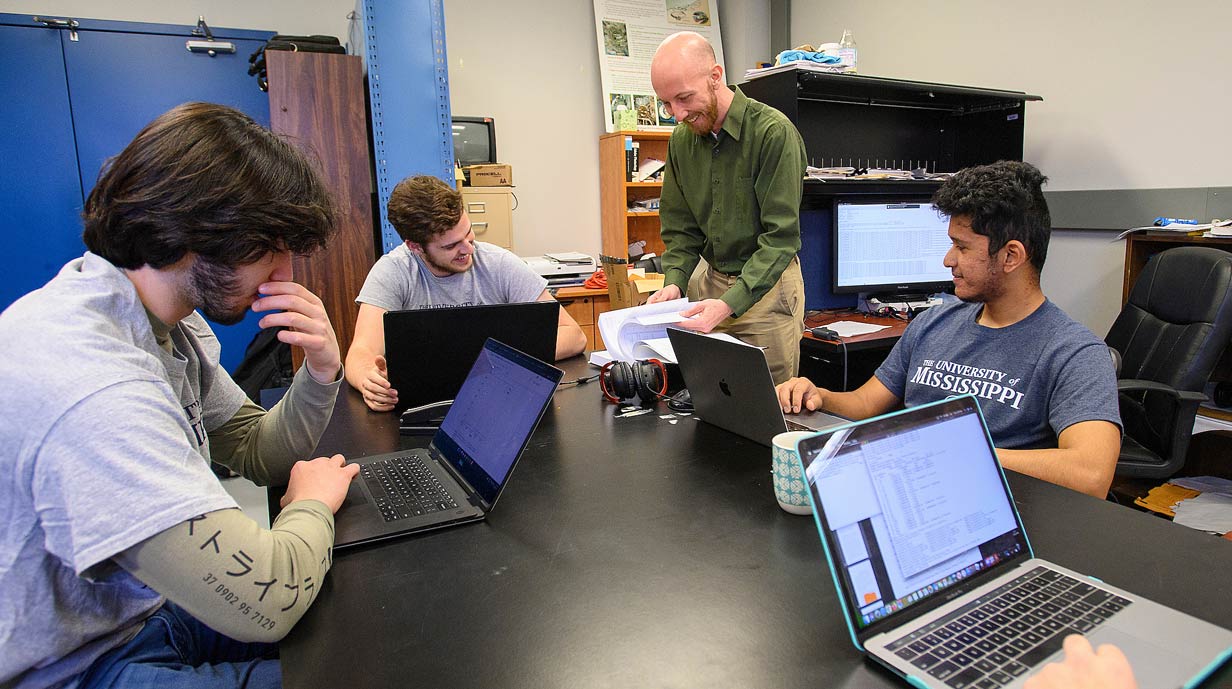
[870,291,931,304]
[861,292,941,318]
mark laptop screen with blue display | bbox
[434,339,562,507]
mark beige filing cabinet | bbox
[461,186,514,250]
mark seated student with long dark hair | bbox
[0,102,358,689]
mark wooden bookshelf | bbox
[599,130,671,259]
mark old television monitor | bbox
[452,116,497,166]
[832,198,954,299]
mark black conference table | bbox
[276,357,1232,688]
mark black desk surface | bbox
[278,358,1232,689]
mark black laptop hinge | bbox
[431,445,491,511]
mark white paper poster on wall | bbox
[591,0,725,132]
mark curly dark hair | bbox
[386,175,463,246]
[932,160,1051,273]
[82,102,336,270]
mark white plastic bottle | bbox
[838,29,858,72]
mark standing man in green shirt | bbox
[646,31,809,383]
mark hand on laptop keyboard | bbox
[281,454,360,513]
[1023,635,1137,689]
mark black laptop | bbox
[383,301,558,410]
[795,395,1232,688]
[333,338,563,549]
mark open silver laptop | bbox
[667,327,845,446]
[795,395,1232,689]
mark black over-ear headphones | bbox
[600,359,668,404]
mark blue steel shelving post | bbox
[357,0,455,253]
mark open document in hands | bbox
[596,298,694,363]
[591,299,754,366]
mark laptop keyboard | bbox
[886,566,1132,688]
[361,453,459,523]
[785,418,813,432]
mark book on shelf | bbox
[624,138,640,182]
[634,157,666,182]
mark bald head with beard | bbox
[650,31,733,136]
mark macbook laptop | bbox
[794,395,1232,689]
[383,301,558,410]
[667,327,846,446]
[332,338,563,549]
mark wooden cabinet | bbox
[268,51,374,370]
[555,286,611,351]
[599,130,671,259]
[461,186,514,251]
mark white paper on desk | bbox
[1170,476,1232,498]
[1172,492,1232,533]
[588,350,614,367]
[826,320,892,338]
[625,332,756,362]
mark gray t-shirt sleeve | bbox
[355,252,408,313]
[874,310,933,397]
[113,502,335,644]
[1047,340,1123,435]
[32,381,237,575]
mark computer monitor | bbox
[832,198,954,298]
[451,116,497,166]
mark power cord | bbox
[558,373,601,388]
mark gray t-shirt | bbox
[875,299,1121,450]
[355,242,547,311]
[0,254,249,688]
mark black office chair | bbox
[1105,246,1232,479]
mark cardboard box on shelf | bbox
[601,258,664,309]
[465,164,512,186]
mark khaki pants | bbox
[688,257,805,384]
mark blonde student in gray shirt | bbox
[0,103,358,689]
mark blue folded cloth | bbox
[775,50,841,65]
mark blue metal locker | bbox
[0,14,274,372]
[0,23,87,313]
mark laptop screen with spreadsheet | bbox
[798,396,1030,633]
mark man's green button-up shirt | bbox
[658,87,807,316]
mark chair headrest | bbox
[1129,247,1232,325]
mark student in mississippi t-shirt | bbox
[775,161,1121,498]
[874,297,1119,451]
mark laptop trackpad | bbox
[341,481,369,508]
[1080,627,1201,688]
